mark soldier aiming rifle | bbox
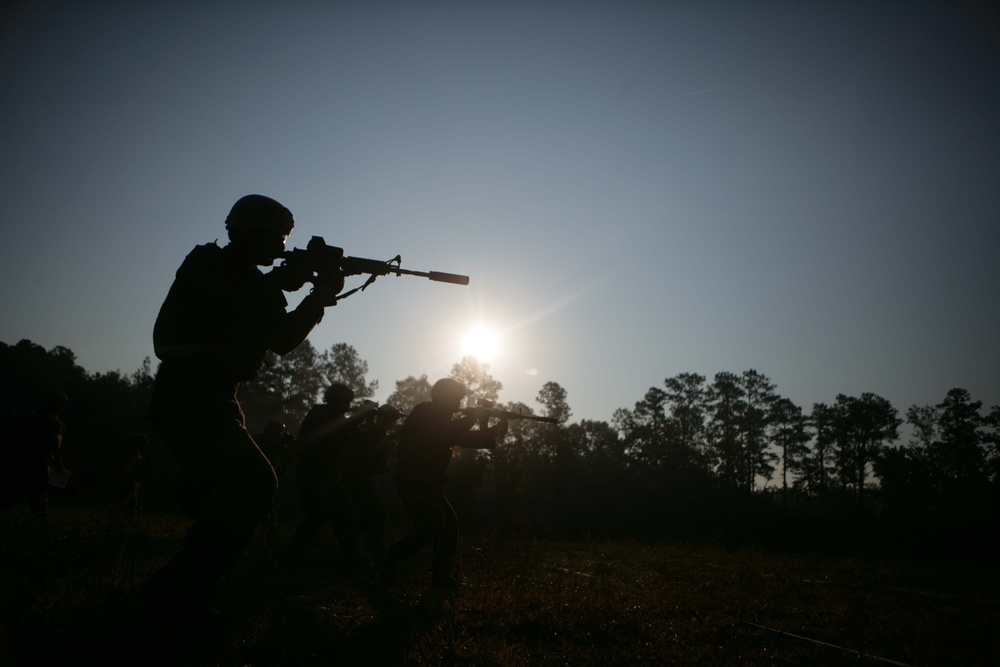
[382,380,536,595]
[280,387,400,564]
[143,194,469,653]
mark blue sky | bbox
[2,1,998,424]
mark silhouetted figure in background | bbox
[102,433,147,567]
[280,383,361,564]
[108,433,146,525]
[382,378,507,593]
[142,194,340,649]
[254,420,294,476]
[340,402,402,554]
[1,391,68,518]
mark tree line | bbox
[2,338,997,557]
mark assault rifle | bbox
[459,399,560,424]
[280,236,469,301]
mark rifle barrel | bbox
[344,256,469,285]
[460,408,558,423]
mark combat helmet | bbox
[431,378,466,402]
[225,194,294,235]
[324,383,355,404]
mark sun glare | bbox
[461,325,501,363]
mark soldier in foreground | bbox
[142,195,340,646]
[381,378,507,593]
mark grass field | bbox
[1,505,997,666]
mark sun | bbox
[460,325,501,363]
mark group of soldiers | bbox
[263,385,399,566]
[141,194,508,650]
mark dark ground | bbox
[2,505,998,666]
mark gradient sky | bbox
[2,1,998,424]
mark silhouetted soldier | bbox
[381,378,507,593]
[1,391,68,518]
[254,420,294,476]
[103,433,147,562]
[280,383,362,564]
[340,403,401,554]
[143,194,340,645]
[110,433,146,521]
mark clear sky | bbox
[2,1,998,424]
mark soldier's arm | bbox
[447,416,506,450]
[269,294,326,355]
[267,264,343,355]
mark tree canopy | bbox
[3,337,997,556]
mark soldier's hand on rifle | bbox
[266,262,314,292]
[305,285,338,307]
[301,270,345,308]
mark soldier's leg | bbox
[284,475,329,559]
[326,480,360,557]
[146,422,276,605]
[351,479,386,552]
[385,475,437,568]
[430,494,459,589]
